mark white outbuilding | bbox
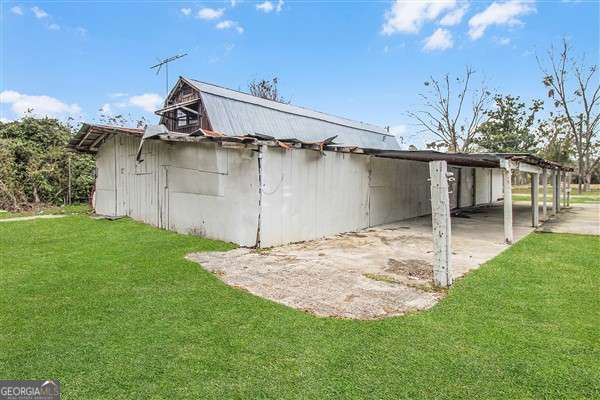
[69,77,571,287]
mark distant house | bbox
[69,77,559,248]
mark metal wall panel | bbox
[94,135,117,216]
[94,134,504,248]
[165,142,260,246]
[259,147,371,246]
[368,158,431,226]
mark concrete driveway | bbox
[537,203,600,235]
[188,203,594,319]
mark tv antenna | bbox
[150,53,188,95]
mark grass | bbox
[0,203,91,219]
[512,184,600,204]
[1,217,599,399]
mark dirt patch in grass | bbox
[385,258,433,280]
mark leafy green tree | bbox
[475,95,543,153]
[0,116,95,211]
[537,114,574,165]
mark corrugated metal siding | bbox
[94,136,117,216]
[186,79,400,150]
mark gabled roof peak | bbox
[181,77,392,137]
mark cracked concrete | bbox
[188,203,593,320]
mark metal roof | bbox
[67,124,143,153]
[68,123,572,171]
[184,78,400,151]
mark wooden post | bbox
[471,168,477,206]
[501,160,513,244]
[556,171,561,213]
[552,171,559,214]
[542,169,548,220]
[531,173,539,227]
[562,171,567,208]
[429,161,452,288]
[567,172,571,207]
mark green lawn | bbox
[1,217,599,399]
[512,184,600,204]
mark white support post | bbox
[531,173,539,227]
[429,161,453,288]
[562,171,567,208]
[567,172,572,207]
[556,171,562,213]
[501,160,513,244]
[552,171,559,214]
[542,169,548,220]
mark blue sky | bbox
[1,0,598,147]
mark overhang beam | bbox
[515,161,542,174]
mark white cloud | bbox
[99,103,112,115]
[423,28,454,51]
[31,6,48,19]
[215,19,244,33]
[0,90,81,117]
[180,7,192,16]
[382,0,457,35]
[48,23,60,30]
[11,6,23,15]
[216,20,234,29]
[230,0,238,7]
[0,118,13,123]
[439,3,468,26]
[256,1,274,12]
[197,7,225,20]
[468,0,535,40]
[256,0,284,13]
[128,94,162,113]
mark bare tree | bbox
[539,39,600,193]
[408,67,490,152]
[248,77,289,103]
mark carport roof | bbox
[358,149,572,170]
[68,123,572,171]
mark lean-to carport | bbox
[360,150,573,288]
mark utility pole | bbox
[150,53,188,95]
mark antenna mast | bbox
[150,53,188,95]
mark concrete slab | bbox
[188,204,542,320]
[537,204,600,236]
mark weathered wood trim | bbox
[89,133,108,150]
[516,162,542,174]
[77,129,93,148]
